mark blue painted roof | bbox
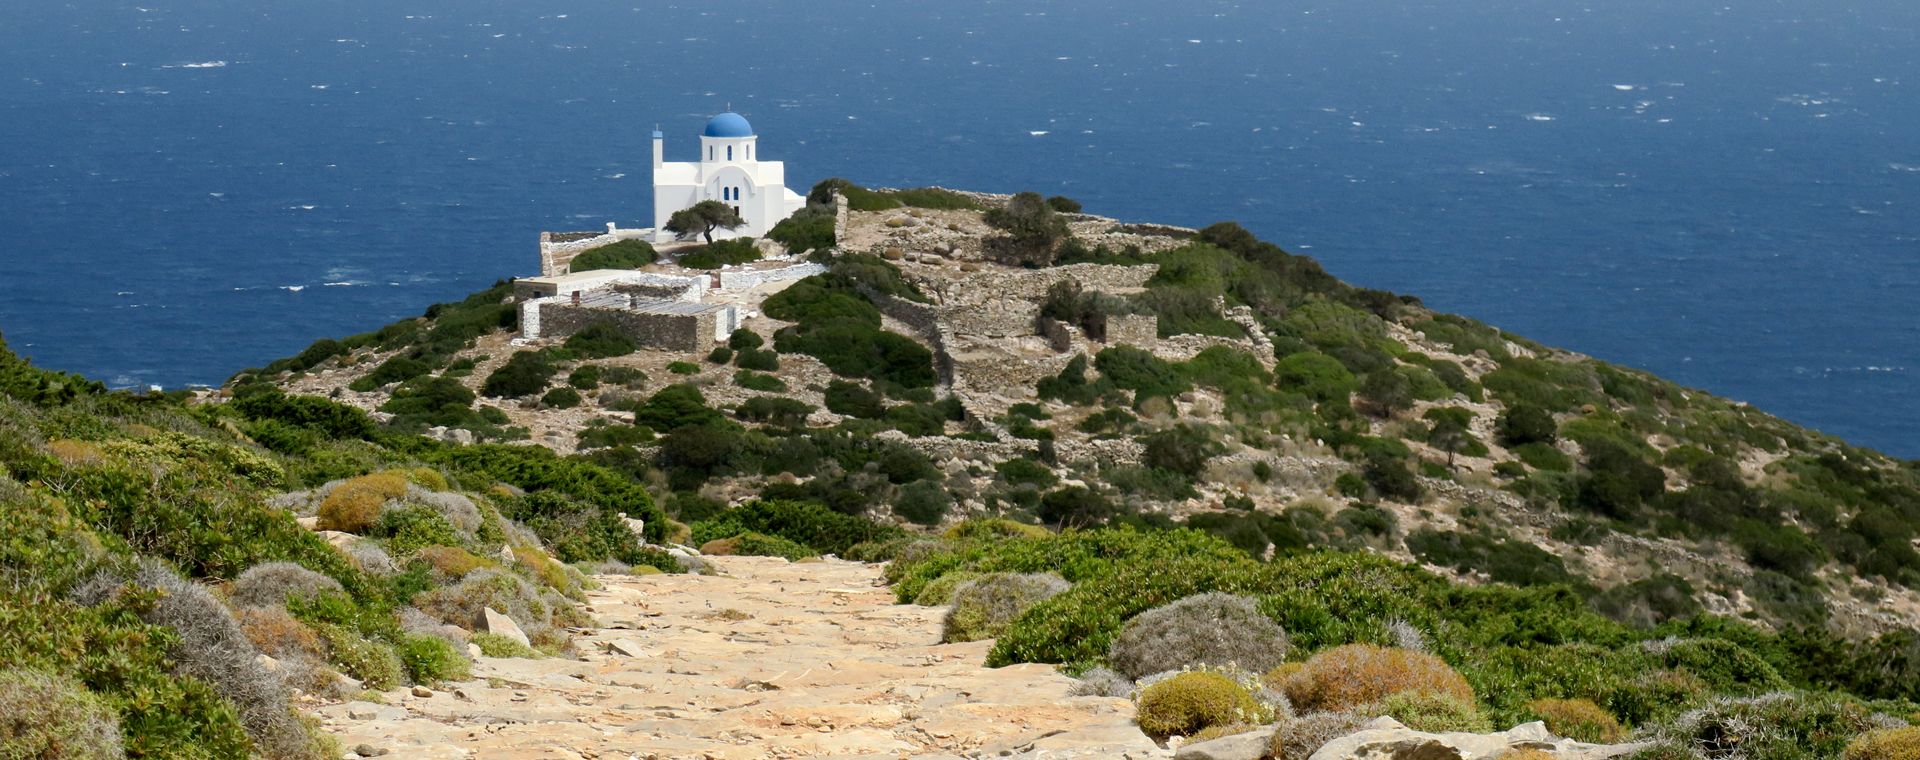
[702,112,754,138]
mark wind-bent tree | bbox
[666,200,746,244]
[983,191,1069,266]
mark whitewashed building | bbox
[651,112,807,243]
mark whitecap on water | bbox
[164,60,227,69]
[323,281,356,287]
[1611,84,1637,91]
[1889,163,1920,173]
[1524,113,1556,122]
[1028,130,1049,136]
[279,285,306,292]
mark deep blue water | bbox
[1,1,1916,457]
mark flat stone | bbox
[480,607,530,648]
[1175,728,1272,760]
[604,638,652,658]
[351,744,389,757]
[411,686,434,698]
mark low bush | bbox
[677,238,761,269]
[236,606,328,662]
[914,571,983,606]
[1268,710,1374,760]
[470,632,540,659]
[1525,698,1623,743]
[568,239,656,271]
[230,562,345,609]
[316,472,409,533]
[369,506,464,555]
[1845,727,1920,760]
[1070,666,1135,698]
[1374,691,1491,733]
[0,668,126,760]
[1134,670,1265,739]
[1108,593,1290,680]
[540,386,582,409]
[395,634,472,684]
[735,348,780,371]
[691,500,905,556]
[1640,692,1888,760]
[766,205,835,253]
[943,573,1072,643]
[1282,644,1475,713]
[482,350,561,398]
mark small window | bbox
[727,146,733,161]
[708,146,714,161]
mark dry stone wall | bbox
[536,303,717,353]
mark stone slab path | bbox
[313,556,1167,759]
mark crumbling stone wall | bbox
[536,303,715,353]
[540,229,654,277]
[1104,314,1159,348]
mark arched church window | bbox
[727,146,733,161]
[708,146,714,161]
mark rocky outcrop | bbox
[1308,718,1645,760]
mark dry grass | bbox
[1526,698,1624,743]
[236,607,327,662]
[45,439,104,467]
[1844,727,1920,760]
[316,472,408,533]
[418,546,486,579]
[1281,644,1474,713]
[1267,710,1375,760]
[0,668,124,759]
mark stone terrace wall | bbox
[718,262,826,291]
[537,303,714,353]
[539,229,655,277]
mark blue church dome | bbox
[702,112,754,138]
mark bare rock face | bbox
[1308,718,1646,760]
[1176,728,1273,760]
[478,607,529,648]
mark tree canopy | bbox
[666,200,746,244]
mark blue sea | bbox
[1,1,1916,456]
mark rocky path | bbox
[314,556,1165,759]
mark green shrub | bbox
[634,384,721,432]
[1275,352,1357,403]
[1374,691,1492,733]
[1499,403,1559,446]
[707,346,734,364]
[482,350,560,398]
[563,322,637,359]
[735,348,780,371]
[1045,195,1083,213]
[943,573,1072,643]
[691,500,904,556]
[1142,424,1225,481]
[677,238,761,269]
[470,632,540,659]
[1107,593,1290,680]
[348,355,432,391]
[540,386,582,409]
[1640,692,1886,760]
[1095,346,1191,403]
[568,239,656,271]
[825,380,886,419]
[666,361,699,375]
[0,669,126,760]
[766,205,835,253]
[396,634,472,683]
[891,187,982,210]
[370,506,464,555]
[894,481,951,526]
[1362,450,1423,502]
[1134,670,1264,739]
[727,531,817,561]
[735,395,811,427]
[734,372,788,395]
[996,458,1057,488]
[913,571,984,606]
[728,329,765,351]
[983,191,1069,266]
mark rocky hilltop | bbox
[3,182,1919,759]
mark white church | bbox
[650,111,807,243]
